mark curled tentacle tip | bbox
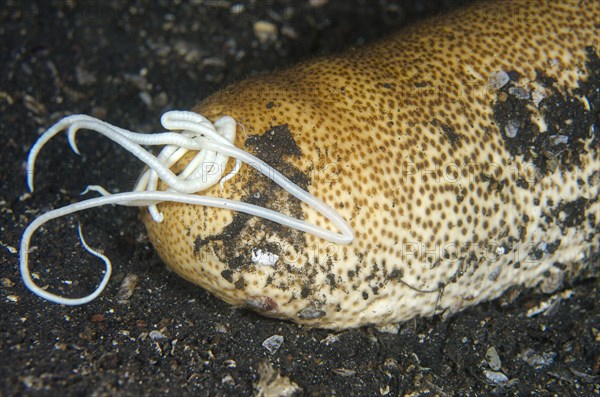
[216,115,236,126]
[67,125,82,155]
[80,185,112,197]
[149,205,164,223]
[159,111,180,127]
[26,161,36,192]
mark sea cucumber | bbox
[22,0,599,330]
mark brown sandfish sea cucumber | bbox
[21,0,599,329]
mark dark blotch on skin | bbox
[221,269,234,283]
[193,125,309,287]
[245,124,303,163]
[494,48,599,176]
[556,197,589,230]
[431,118,461,146]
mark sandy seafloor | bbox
[1,1,598,396]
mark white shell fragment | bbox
[526,290,573,317]
[117,274,139,300]
[254,361,302,397]
[251,249,279,266]
[504,120,520,138]
[549,135,569,145]
[262,335,284,354]
[520,348,556,368]
[297,307,326,319]
[332,368,357,377]
[253,21,278,45]
[485,346,502,371]
[508,86,530,100]
[488,70,510,89]
[484,370,509,385]
[149,330,168,341]
[532,84,547,106]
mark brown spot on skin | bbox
[142,1,600,329]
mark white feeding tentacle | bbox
[28,116,204,194]
[133,115,240,220]
[20,111,354,305]
[142,144,190,221]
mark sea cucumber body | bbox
[142,0,599,329]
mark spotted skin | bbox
[142,0,599,329]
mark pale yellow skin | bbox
[142,0,599,329]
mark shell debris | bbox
[254,361,301,397]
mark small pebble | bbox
[320,334,340,345]
[297,307,326,319]
[255,361,302,396]
[3,245,17,254]
[383,358,399,370]
[230,3,245,14]
[136,319,148,328]
[54,342,68,351]
[149,330,168,341]
[509,86,529,100]
[332,368,357,377]
[222,374,235,386]
[549,135,569,145]
[520,348,556,367]
[532,85,546,106]
[485,346,502,371]
[1,277,15,288]
[376,323,400,334]
[484,370,508,385]
[90,313,105,323]
[505,120,520,138]
[118,274,139,300]
[488,70,510,89]
[254,21,278,44]
[262,334,284,354]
